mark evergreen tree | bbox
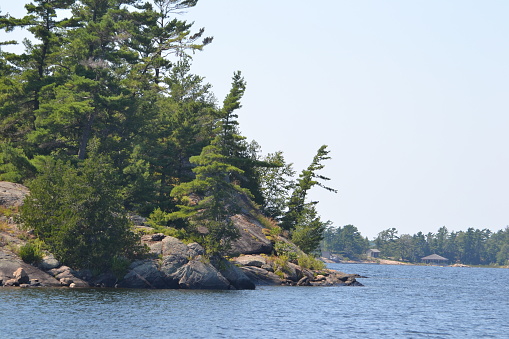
[281,145,337,231]
[257,151,295,220]
[20,156,142,270]
[167,72,255,254]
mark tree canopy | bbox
[2,1,341,266]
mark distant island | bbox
[321,224,509,267]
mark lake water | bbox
[1,264,508,338]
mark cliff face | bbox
[0,181,363,289]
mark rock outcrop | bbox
[233,254,364,287]
[0,181,29,208]
[118,234,255,290]
[0,181,364,289]
[229,214,273,255]
[0,249,61,287]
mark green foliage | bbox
[291,204,330,255]
[281,145,337,232]
[0,144,37,183]
[322,224,369,258]
[269,226,283,237]
[257,151,295,220]
[18,239,44,265]
[19,157,143,271]
[297,253,326,270]
[372,225,509,266]
[274,241,298,261]
[111,256,131,280]
[272,254,290,278]
[0,1,343,268]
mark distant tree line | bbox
[321,225,369,259]
[322,225,509,265]
[374,226,509,265]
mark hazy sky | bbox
[2,1,509,239]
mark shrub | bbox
[20,157,143,271]
[111,256,131,279]
[297,253,326,270]
[274,241,298,261]
[18,240,44,265]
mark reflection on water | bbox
[1,264,508,338]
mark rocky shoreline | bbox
[0,181,364,289]
[0,234,364,289]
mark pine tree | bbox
[281,145,337,231]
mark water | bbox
[1,264,508,338]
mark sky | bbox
[2,1,509,239]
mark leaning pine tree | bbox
[281,145,338,254]
[168,72,254,254]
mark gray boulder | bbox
[187,242,205,257]
[175,259,231,290]
[120,260,173,289]
[38,254,60,271]
[161,236,189,257]
[211,257,255,290]
[160,254,188,278]
[0,249,60,287]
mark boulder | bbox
[297,276,311,286]
[29,279,41,286]
[211,257,255,290]
[88,272,118,288]
[48,265,72,277]
[161,236,189,257]
[38,255,60,271]
[119,260,173,289]
[0,249,60,287]
[49,267,89,287]
[187,242,205,258]
[283,262,302,282]
[13,267,30,284]
[175,259,231,290]
[160,254,188,278]
[60,277,74,286]
[4,279,18,286]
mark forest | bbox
[0,0,337,270]
[321,225,509,266]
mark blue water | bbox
[1,264,508,338]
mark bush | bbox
[18,240,44,265]
[20,157,143,271]
[111,256,131,279]
[297,253,326,270]
[274,241,298,261]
